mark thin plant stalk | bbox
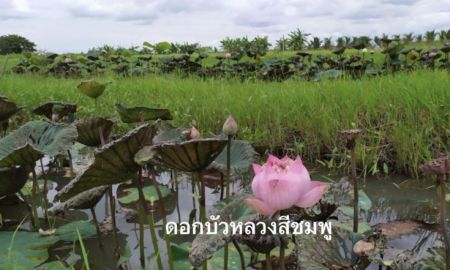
[90,207,103,248]
[31,168,40,229]
[351,146,358,233]
[224,134,232,270]
[232,239,246,270]
[196,172,207,270]
[76,228,91,270]
[438,174,450,270]
[266,252,272,270]
[67,150,74,178]
[134,169,163,270]
[150,167,174,270]
[279,244,286,270]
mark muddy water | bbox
[0,149,445,269]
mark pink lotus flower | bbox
[245,155,328,216]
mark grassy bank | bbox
[0,70,449,177]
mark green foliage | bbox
[117,184,171,204]
[0,34,36,55]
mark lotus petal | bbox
[57,124,156,201]
[0,166,30,197]
[77,80,107,99]
[75,117,115,147]
[116,103,172,123]
[135,138,227,172]
[32,101,77,120]
[49,185,109,212]
[0,96,22,122]
[0,121,78,167]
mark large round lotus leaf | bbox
[57,124,156,201]
[0,121,78,168]
[135,138,227,172]
[0,231,59,269]
[0,96,22,122]
[55,220,97,242]
[117,183,171,205]
[75,117,115,147]
[0,166,30,197]
[116,103,172,123]
[49,185,109,212]
[32,101,77,120]
[152,122,187,145]
[208,140,257,175]
[77,80,107,99]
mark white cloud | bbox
[0,0,448,53]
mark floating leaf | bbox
[117,183,171,205]
[75,117,115,147]
[0,96,22,122]
[0,121,78,167]
[116,103,172,123]
[56,220,97,242]
[49,185,109,213]
[77,80,107,99]
[208,140,257,175]
[32,101,77,120]
[0,166,30,197]
[135,138,227,172]
[57,124,156,201]
[358,190,372,211]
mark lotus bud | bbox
[222,115,238,136]
[189,126,200,139]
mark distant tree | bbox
[373,36,382,47]
[178,43,199,54]
[0,34,36,55]
[344,36,352,47]
[247,36,271,56]
[416,34,423,42]
[447,29,450,40]
[322,37,332,49]
[169,43,179,54]
[287,29,310,50]
[425,30,436,43]
[309,37,322,49]
[438,30,447,41]
[336,37,345,48]
[220,37,249,52]
[275,35,288,51]
[402,33,414,44]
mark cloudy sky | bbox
[0,0,449,53]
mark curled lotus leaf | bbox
[57,124,156,201]
[49,185,109,213]
[208,140,258,175]
[135,138,227,172]
[75,117,115,147]
[77,80,108,99]
[0,166,30,197]
[0,96,22,122]
[32,101,77,120]
[0,120,78,167]
[115,103,172,123]
[152,122,187,145]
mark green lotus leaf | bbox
[0,121,78,168]
[0,231,59,269]
[57,124,156,201]
[117,183,171,205]
[0,96,22,122]
[0,166,30,197]
[208,140,257,175]
[116,103,172,123]
[36,261,70,270]
[49,185,109,213]
[75,117,115,147]
[32,101,77,120]
[135,138,227,172]
[152,122,186,145]
[20,178,56,196]
[77,80,107,99]
[55,220,97,242]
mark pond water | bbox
[0,146,444,269]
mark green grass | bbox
[0,70,449,177]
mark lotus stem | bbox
[18,190,33,221]
[31,168,40,230]
[67,150,74,178]
[232,239,246,270]
[196,172,207,270]
[108,187,120,258]
[134,169,163,270]
[438,174,450,270]
[279,244,286,270]
[224,135,232,270]
[137,212,145,268]
[90,207,103,248]
[266,252,272,270]
[351,146,358,233]
[220,172,224,201]
[150,167,174,270]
